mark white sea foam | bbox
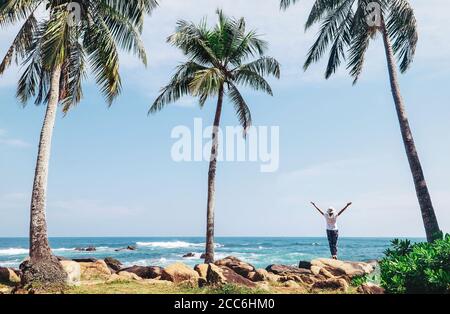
[136,241,222,249]
[53,248,76,252]
[0,248,28,255]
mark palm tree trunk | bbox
[381,24,441,242]
[204,85,224,264]
[22,64,67,287]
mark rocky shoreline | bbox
[0,255,384,294]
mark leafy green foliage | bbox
[380,235,450,294]
[150,10,280,133]
[350,274,368,287]
[280,0,418,81]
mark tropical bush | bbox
[380,235,450,294]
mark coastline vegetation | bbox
[380,235,450,294]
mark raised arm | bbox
[310,202,324,216]
[338,202,352,216]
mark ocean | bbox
[0,237,423,269]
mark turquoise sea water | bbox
[0,237,424,269]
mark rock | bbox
[0,267,21,285]
[319,267,335,279]
[310,265,321,275]
[298,261,312,269]
[266,264,312,277]
[104,257,123,272]
[120,266,163,279]
[114,245,136,252]
[312,278,349,292]
[79,260,111,280]
[75,246,96,252]
[311,258,374,278]
[72,258,97,263]
[198,277,208,287]
[183,253,196,258]
[283,280,300,288]
[200,253,207,259]
[194,264,209,278]
[357,283,385,294]
[116,271,142,281]
[215,256,256,278]
[161,263,199,283]
[207,264,256,288]
[60,261,81,286]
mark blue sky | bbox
[0,0,449,237]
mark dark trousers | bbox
[326,229,339,256]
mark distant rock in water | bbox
[75,246,96,252]
[114,245,137,252]
[183,253,196,258]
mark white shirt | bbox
[325,213,338,230]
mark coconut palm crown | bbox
[151,10,280,263]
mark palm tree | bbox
[280,0,441,242]
[0,0,158,286]
[150,10,280,263]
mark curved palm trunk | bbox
[204,85,224,264]
[23,64,66,286]
[381,25,441,242]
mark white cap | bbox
[327,207,336,214]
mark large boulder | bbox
[79,260,111,280]
[104,257,123,273]
[0,267,21,285]
[60,260,81,286]
[121,266,163,279]
[161,263,199,283]
[266,264,312,276]
[311,258,375,278]
[194,264,209,279]
[311,278,349,292]
[207,264,256,288]
[214,256,255,278]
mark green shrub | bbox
[350,275,368,287]
[379,235,450,294]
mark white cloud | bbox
[0,129,31,148]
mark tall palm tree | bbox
[280,0,441,242]
[150,10,280,263]
[0,0,158,286]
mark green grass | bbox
[66,280,271,295]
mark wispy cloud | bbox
[0,129,31,148]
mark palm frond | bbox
[386,0,417,72]
[227,83,252,133]
[0,12,36,74]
